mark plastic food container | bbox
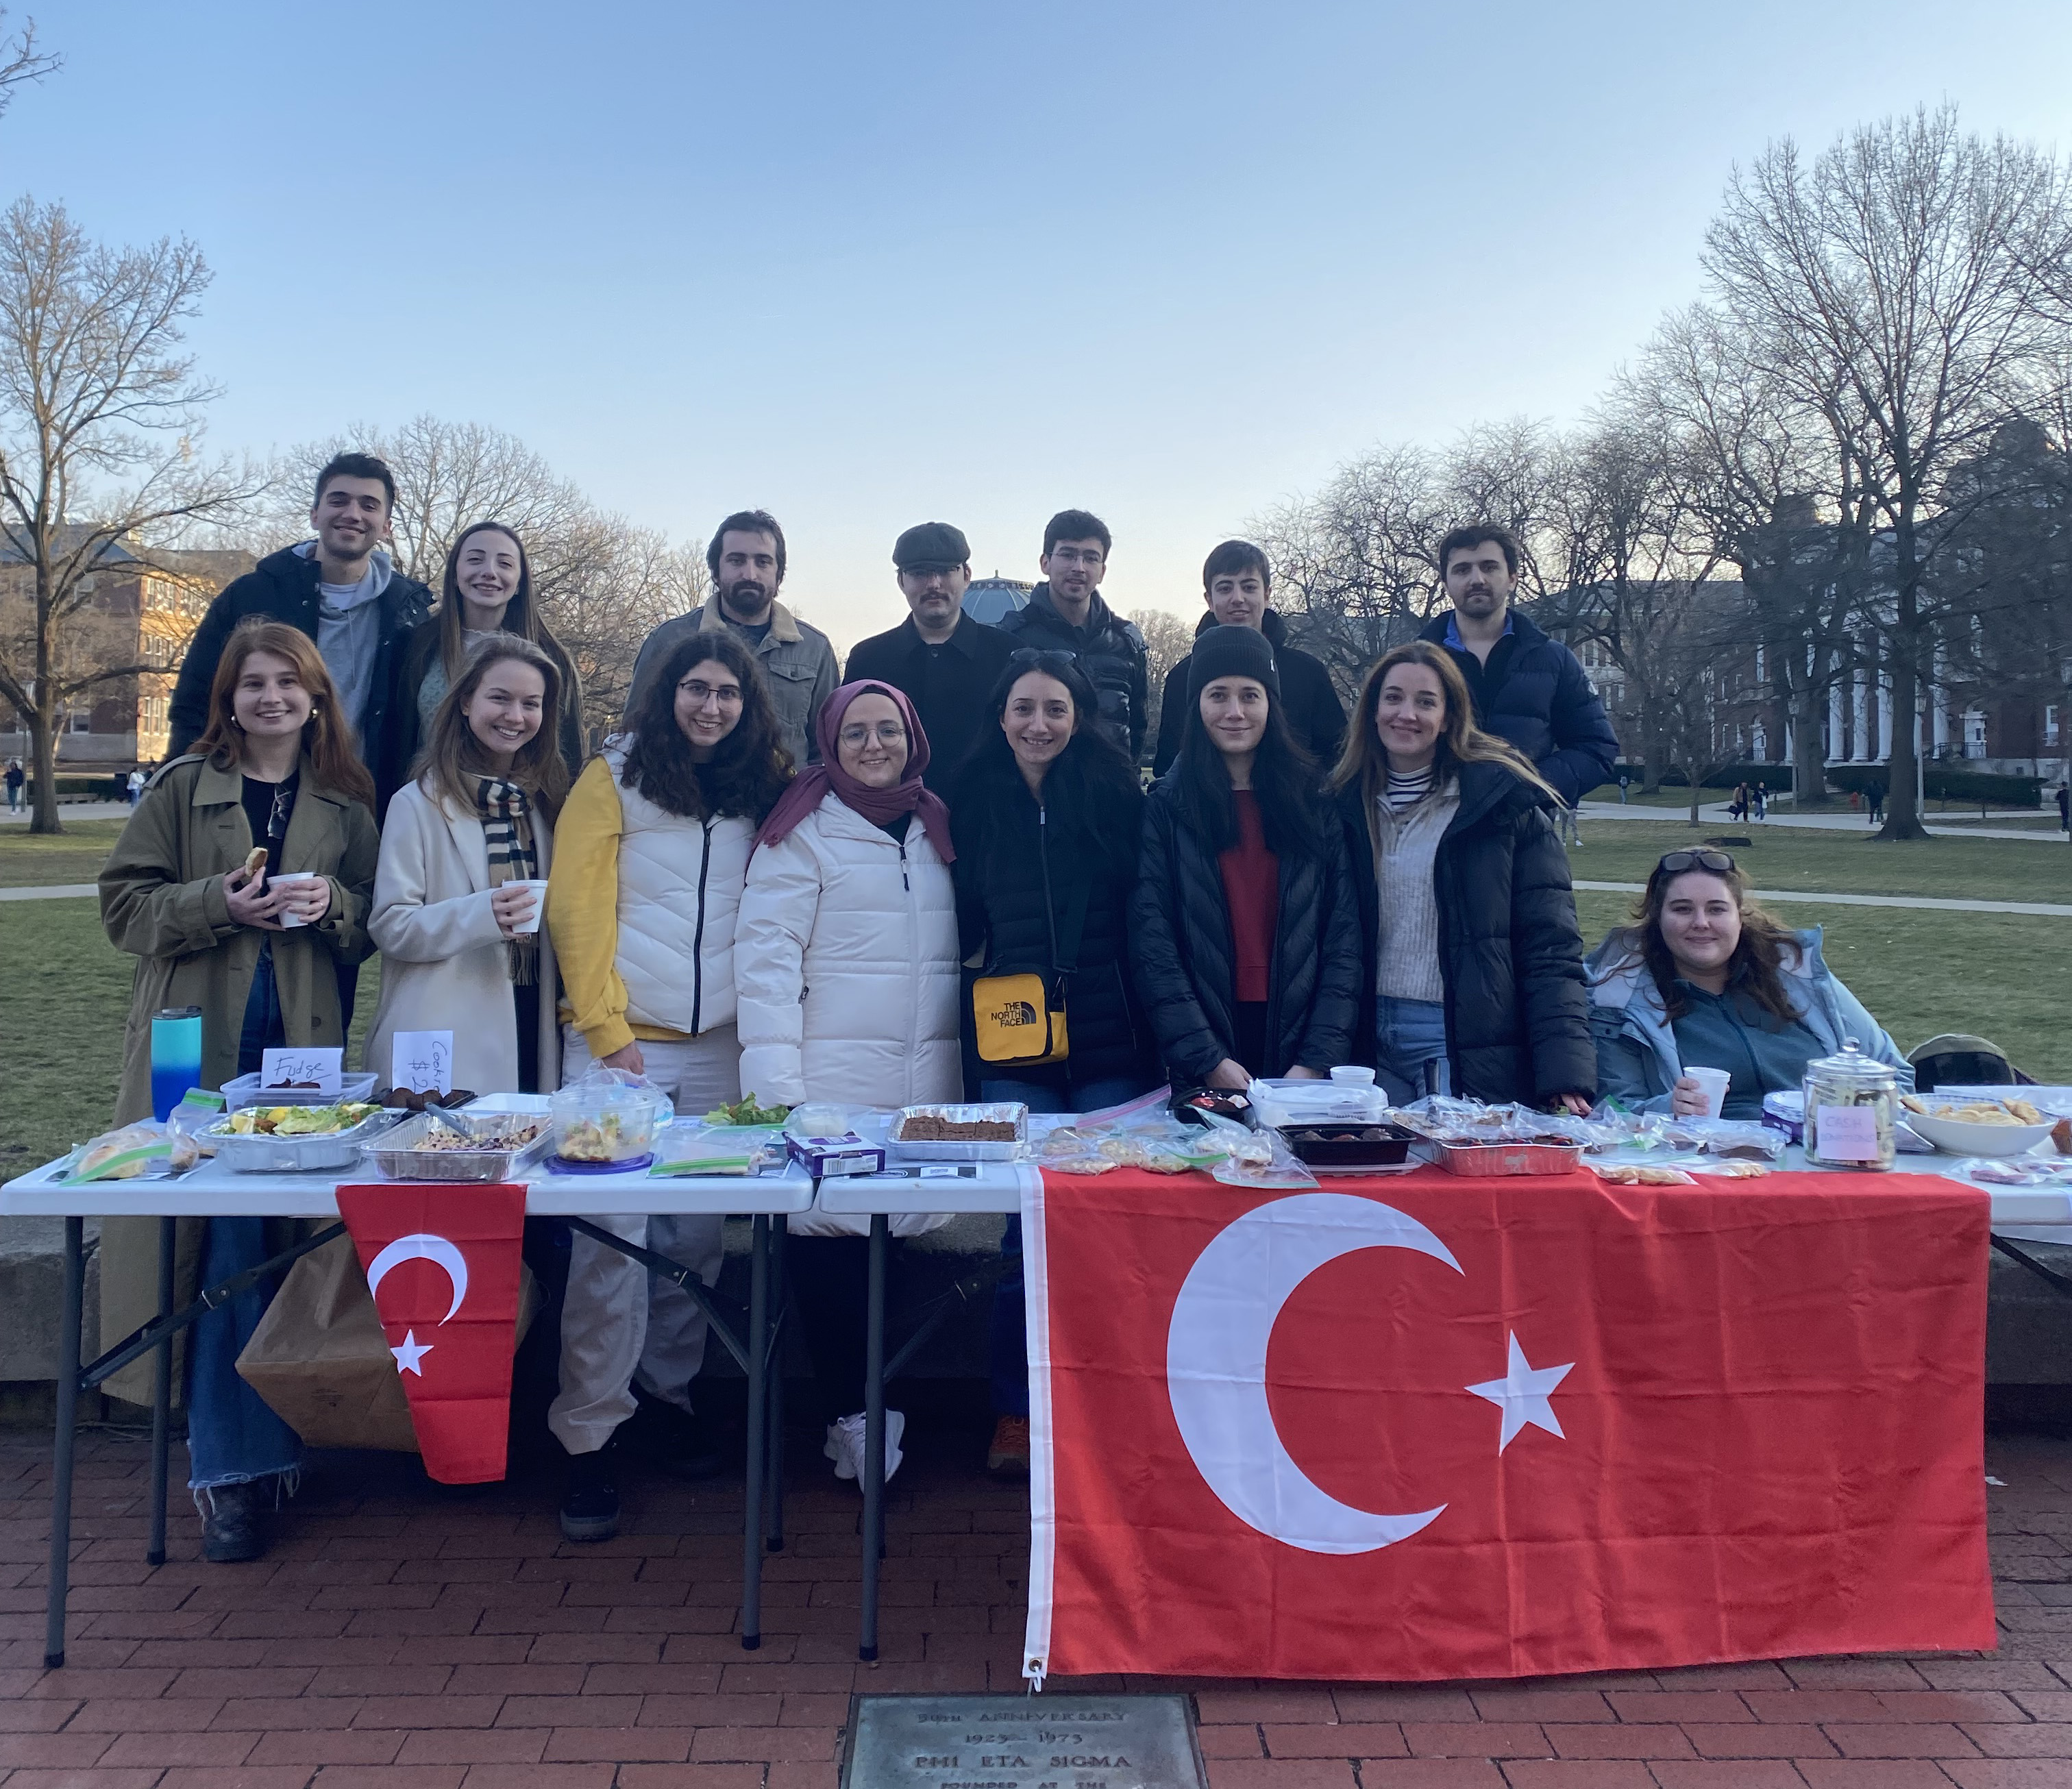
[1432,1139,1586,1177]
[887,1102,1029,1162]
[550,1079,670,1165]
[1802,1041,1899,1170]
[1279,1122,1417,1174]
[359,1109,554,1181]
[208,1106,402,1173]
[220,1070,380,1111]
[1246,1077,1388,1128]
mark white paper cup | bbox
[269,872,327,928]
[505,879,549,935]
[1685,1065,1732,1118]
[1329,1065,1377,1086]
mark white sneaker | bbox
[824,1409,905,1483]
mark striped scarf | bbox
[477,776,538,984]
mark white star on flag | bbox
[390,1330,432,1377]
[1467,1332,1572,1453]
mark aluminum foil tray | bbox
[359,1109,554,1182]
[887,1102,1028,1162]
[1431,1139,1587,1177]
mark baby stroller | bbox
[1907,1033,2036,1091]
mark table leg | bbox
[765,1217,787,1554]
[741,1215,769,1652]
[45,1216,83,1669]
[859,1212,887,1663]
[147,1215,175,1568]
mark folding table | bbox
[0,1147,815,1667]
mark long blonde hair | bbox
[1328,639,1559,813]
[417,635,570,819]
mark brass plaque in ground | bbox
[841,1693,1205,1789]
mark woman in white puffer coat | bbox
[543,631,795,1543]
[736,679,961,1485]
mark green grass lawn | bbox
[1569,819,2071,904]
[0,817,127,888]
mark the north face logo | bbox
[989,1000,1039,1028]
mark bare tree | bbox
[1129,606,1196,763]
[551,516,704,741]
[1701,105,2072,838]
[0,199,265,832]
[0,10,57,121]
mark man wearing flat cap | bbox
[843,521,1016,794]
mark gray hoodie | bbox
[297,539,393,743]
[1585,925,1911,1113]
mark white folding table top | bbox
[0,1155,817,1218]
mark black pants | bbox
[786,1233,901,1423]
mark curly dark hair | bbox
[617,630,793,821]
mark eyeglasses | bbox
[677,679,743,708]
[1657,849,1736,876]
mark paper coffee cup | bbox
[1686,1065,1731,1118]
[269,872,327,928]
[506,879,549,935]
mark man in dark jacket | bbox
[1152,540,1346,776]
[996,508,1149,762]
[169,452,433,806]
[843,521,1015,794]
[1418,523,1619,809]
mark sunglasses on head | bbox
[1657,849,1736,876]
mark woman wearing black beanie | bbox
[1131,624,1361,1087]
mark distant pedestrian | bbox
[1618,770,1630,805]
[1867,784,1885,825]
[1730,781,1748,822]
[126,767,145,805]
[4,758,22,812]
[2058,785,2069,835]
[1753,781,1768,820]
[1557,801,1581,847]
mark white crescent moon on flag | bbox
[365,1233,469,1325]
[1166,1191,1462,1555]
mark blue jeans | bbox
[981,1073,1152,1419]
[186,950,303,1494]
[1374,996,1449,1107]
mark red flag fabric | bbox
[1023,1168,1993,1683]
[334,1183,528,1484]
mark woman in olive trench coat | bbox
[97,620,378,1561]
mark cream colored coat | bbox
[364,779,562,1095]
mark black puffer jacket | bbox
[1152,609,1347,775]
[1131,775,1362,1083]
[169,545,434,808]
[1335,758,1595,1102]
[1418,609,1619,806]
[996,584,1150,763]
[951,749,1151,1090]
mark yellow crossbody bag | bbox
[969,805,1087,1068]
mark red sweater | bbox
[1218,789,1280,1004]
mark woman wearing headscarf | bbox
[735,680,959,1486]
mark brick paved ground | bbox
[2,1423,2070,1789]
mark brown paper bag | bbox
[236,1234,538,1455]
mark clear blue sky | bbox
[10,1,2071,651]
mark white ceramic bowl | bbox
[1904,1110,2056,1157]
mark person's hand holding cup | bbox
[269,872,331,928]
[1674,1065,1732,1118]
[492,879,547,939]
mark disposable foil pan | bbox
[359,1109,554,1182]
[1431,1139,1586,1177]
[207,1107,402,1173]
[887,1102,1029,1162]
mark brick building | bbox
[0,536,251,773]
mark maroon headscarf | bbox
[753,680,955,862]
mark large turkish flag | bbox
[334,1183,528,1484]
[1022,1168,1993,1683]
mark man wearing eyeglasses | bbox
[843,522,1016,795]
[996,509,1149,763]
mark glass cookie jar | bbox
[1801,1040,1899,1172]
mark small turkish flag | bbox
[1023,1168,1993,1683]
[334,1183,527,1484]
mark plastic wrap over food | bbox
[1960,1156,2072,1187]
